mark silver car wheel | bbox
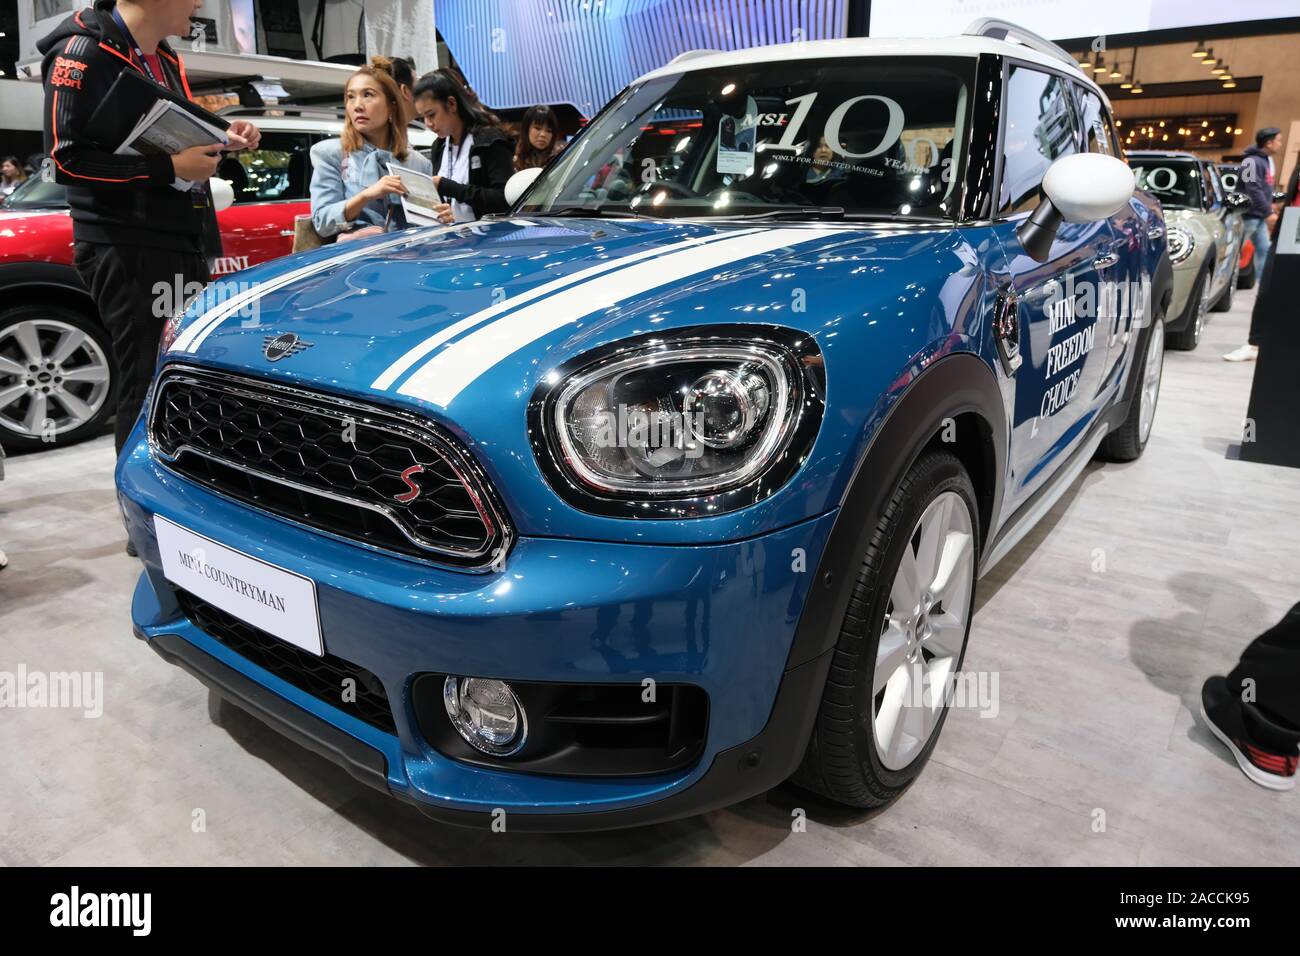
[1139,320,1164,444]
[0,318,112,439]
[872,490,976,771]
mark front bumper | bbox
[117,428,837,829]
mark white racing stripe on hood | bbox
[396,226,838,408]
[172,229,451,354]
[370,228,758,391]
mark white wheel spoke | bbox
[0,355,26,377]
[12,322,44,365]
[914,496,949,586]
[61,365,110,384]
[926,612,966,658]
[891,546,921,615]
[21,392,47,434]
[53,390,94,423]
[874,623,910,694]
[0,383,27,411]
[48,328,87,366]
[931,531,973,605]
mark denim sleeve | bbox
[309,140,350,238]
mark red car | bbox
[0,112,432,451]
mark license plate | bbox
[154,515,324,656]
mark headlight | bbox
[158,308,186,355]
[1167,226,1195,264]
[530,327,824,518]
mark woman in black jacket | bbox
[413,70,514,222]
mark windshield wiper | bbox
[721,207,947,223]
[540,205,647,219]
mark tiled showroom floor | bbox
[2,289,1297,866]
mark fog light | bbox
[443,677,526,756]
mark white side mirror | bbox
[1019,153,1135,262]
[1042,153,1135,223]
[210,177,235,212]
[504,166,543,206]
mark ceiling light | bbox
[1211,63,1226,75]
[1234,127,1243,135]
[1203,49,1217,66]
[1120,78,1133,89]
[1223,80,1238,89]
[1110,66,1123,78]
[1192,40,1207,58]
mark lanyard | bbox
[111,7,167,87]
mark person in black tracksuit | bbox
[412,70,515,223]
[38,0,261,456]
[1203,606,1300,791]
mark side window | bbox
[218,132,314,203]
[999,65,1079,216]
[1075,87,1117,157]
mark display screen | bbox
[870,0,1300,40]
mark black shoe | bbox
[1201,676,1297,791]
[125,539,138,558]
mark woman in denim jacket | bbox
[310,57,437,242]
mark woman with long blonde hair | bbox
[309,56,433,241]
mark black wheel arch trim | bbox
[783,351,1007,672]
[0,261,91,298]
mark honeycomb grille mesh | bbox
[150,368,505,564]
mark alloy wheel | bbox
[872,490,976,771]
[0,318,112,440]
[1138,320,1164,444]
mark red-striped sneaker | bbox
[1201,676,1298,791]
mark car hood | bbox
[162,214,978,541]
[170,216,959,408]
[0,207,69,233]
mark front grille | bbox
[149,366,510,567]
[173,589,397,735]
[413,675,709,777]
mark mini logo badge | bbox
[263,333,313,362]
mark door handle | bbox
[279,229,295,237]
[1093,252,1119,269]
[1147,225,1164,241]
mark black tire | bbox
[1097,317,1165,463]
[1168,266,1209,351]
[0,304,117,453]
[1237,257,1257,289]
[791,449,979,809]
[1210,261,1236,312]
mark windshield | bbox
[520,56,972,221]
[1,175,67,210]
[1131,160,1202,210]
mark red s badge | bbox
[395,464,424,503]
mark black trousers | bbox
[1226,602,1300,750]
[74,242,209,453]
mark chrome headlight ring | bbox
[1167,226,1195,264]
[528,325,825,519]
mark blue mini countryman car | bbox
[119,20,1173,830]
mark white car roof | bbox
[636,34,1101,98]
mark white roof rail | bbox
[666,49,721,67]
[964,18,1079,71]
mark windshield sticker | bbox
[716,97,758,175]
